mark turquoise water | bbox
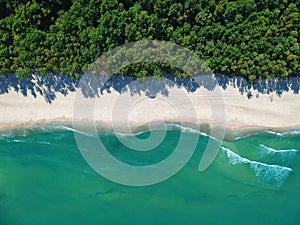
[0,125,300,225]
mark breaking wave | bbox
[220,147,293,185]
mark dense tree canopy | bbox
[0,0,299,81]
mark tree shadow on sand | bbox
[0,73,79,103]
[0,73,299,103]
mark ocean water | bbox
[0,125,300,225]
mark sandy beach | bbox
[0,79,299,132]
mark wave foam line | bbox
[282,130,300,136]
[234,130,283,141]
[266,130,284,136]
[4,139,26,143]
[167,123,211,137]
[109,123,212,138]
[221,147,292,184]
[259,144,298,153]
[46,125,96,137]
[234,129,300,141]
[234,133,259,140]
[114,131,147,137]
[259,144,298,167]
[37,141,51,145]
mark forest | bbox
[0,0,299,81]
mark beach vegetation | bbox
[0,0,299,80]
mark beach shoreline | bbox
[1,120,300,143]
[1,118,300,133]
[1,82,300,136]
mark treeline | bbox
[0,0,299,81]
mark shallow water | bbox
[0,125,300,225]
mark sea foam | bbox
[259,144,298,166]
[221,147,293,184]
[282,130,300,136]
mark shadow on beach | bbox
[0,73,299,103]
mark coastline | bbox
[1,82,300,138]
[1,120,300,142]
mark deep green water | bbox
[0,125,300,225]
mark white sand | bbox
[0,83,300,131]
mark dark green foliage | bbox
[0,0,299,80]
